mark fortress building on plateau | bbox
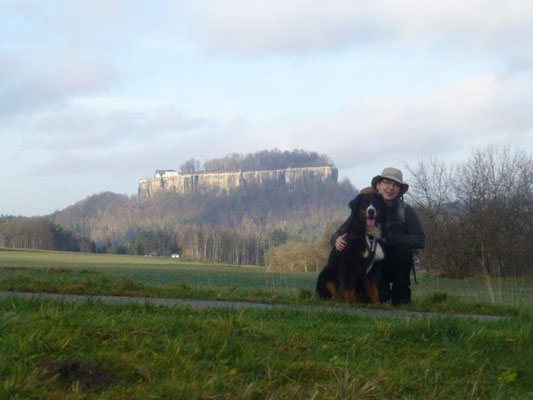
[138,166,338,198]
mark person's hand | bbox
[335,234,347,251]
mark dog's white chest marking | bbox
[363,235,384,275]
[374,243,384,261]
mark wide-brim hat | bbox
[371,167,409,196]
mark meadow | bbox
[1,248,532,313]
[1,248,532,398]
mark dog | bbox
[316,192,386,304]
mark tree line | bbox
[0,211,331,269]
[0,217,182,256]
[0,217,93,252]
[179,148,332,174]
[0,215,318,268]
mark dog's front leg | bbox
[365,268,382,304]
[365,278,380,304]
[341,250,359,303]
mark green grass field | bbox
[1,248,532,313]
[1,248,532,398]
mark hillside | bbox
[51,150,355,245]
[46,150,357,265]
[49,179,357,245]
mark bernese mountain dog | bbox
[316,192,386,304]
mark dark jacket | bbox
[330,198,426,249]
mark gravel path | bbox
[0,290,504,322]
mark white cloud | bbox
[10,69,530,180]
[0,50,116,115]
[13,99,210,153]
[241,72,532,172]
[194,0,533,58]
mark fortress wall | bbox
[138,166,338,197]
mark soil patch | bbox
[42,359,113,392]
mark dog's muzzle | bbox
[366,205,376,226]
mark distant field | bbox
[1,248,532,311]
[0,248,315,292]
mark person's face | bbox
[376,178,401,204]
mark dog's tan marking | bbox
[344,289,356,303]
[366,279,380,304]
[325,281,337,299]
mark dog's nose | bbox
[367,206,375,217]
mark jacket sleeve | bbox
[330,214,353,247]
[386,205,426,249]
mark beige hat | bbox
[371,167,409,195]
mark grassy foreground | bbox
[1,296,532,399]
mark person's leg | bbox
[387,244,413,305]
[378,265,392,303]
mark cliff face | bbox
[138,166,338,198]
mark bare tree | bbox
[180,158,201,174]
[406,145,533,278]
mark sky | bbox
[1,0,532,216]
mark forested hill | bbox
[51,149,354,247]
[49,178,357,246]
[42,149,357,265]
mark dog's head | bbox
[348,192,386,232]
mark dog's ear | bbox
[348,194,362,212]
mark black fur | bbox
[316,192,387,303]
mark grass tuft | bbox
[427,291,449,303]
[295,288,315,300]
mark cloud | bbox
[15,67,531,180]
[30,100,211,150]
[193,0,533,59]
[10,96,240,176]
[193,1,387,54]
[239,72,532,171]
[0,50,116,115]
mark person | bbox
[330,167,425,305]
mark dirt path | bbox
[0,291,504,322]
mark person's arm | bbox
[386,205,426,249]
[330,215,352,248]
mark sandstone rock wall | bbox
[138,166,338,198]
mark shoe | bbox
[391,287,411,306]
[392,298,411,306]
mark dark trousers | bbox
[380,244,413,305]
